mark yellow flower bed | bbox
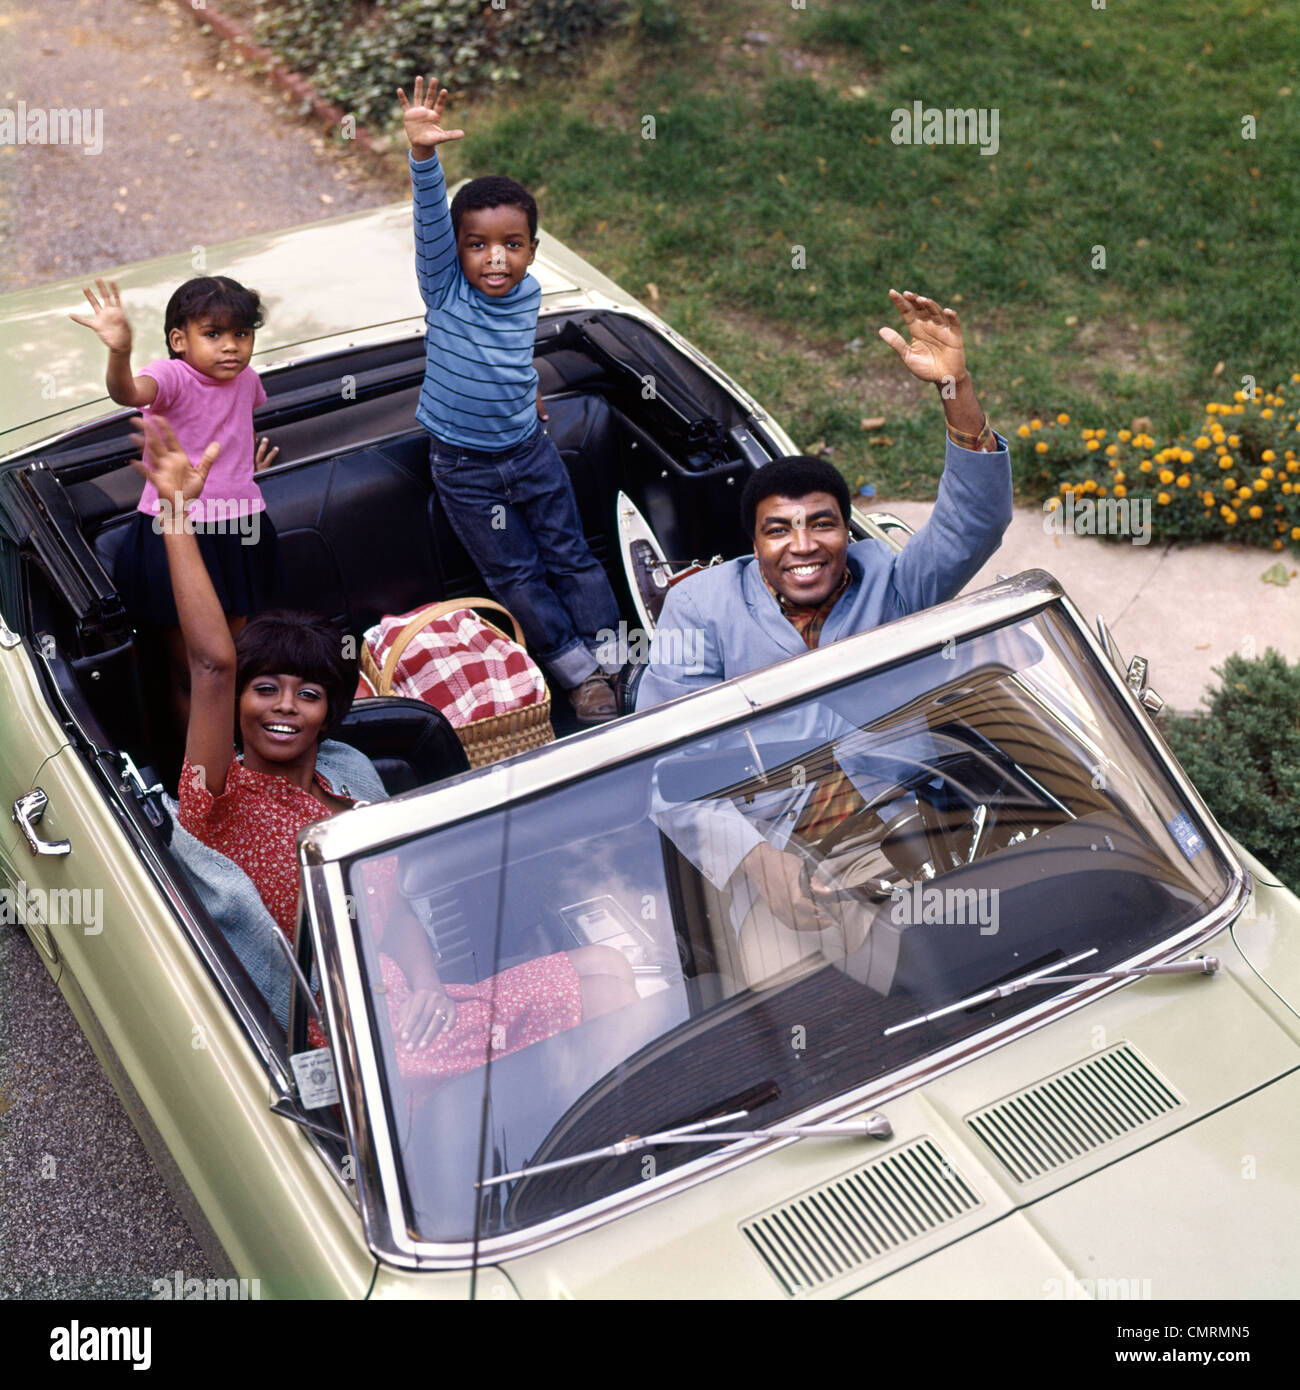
[1016,379,1300,552]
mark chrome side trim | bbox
[35,636,106,758]
[852,509,916,541]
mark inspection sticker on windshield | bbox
[291,1049,340,1109]
[1167,812,1206,860]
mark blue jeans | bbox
[429,422,621,688]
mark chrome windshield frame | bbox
[304,571,1076,864]
[296,569,1250,1270]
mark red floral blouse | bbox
[178,755,582,1078]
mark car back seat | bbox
[89,392,632,640]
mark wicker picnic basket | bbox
[360,597,555,768]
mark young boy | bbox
[397,76,621,721]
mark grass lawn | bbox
[423,0,1300,499]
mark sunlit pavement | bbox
[874,498,1299,714]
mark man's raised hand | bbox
[69,279,133,355]
[878,289,969,387]
[397,76,465,161]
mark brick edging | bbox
[180,1,387,156]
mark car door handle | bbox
[12,788,72,857]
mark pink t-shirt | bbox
[137,357,267,521]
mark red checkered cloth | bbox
[362,606,548,726]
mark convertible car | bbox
[2,204,1298,1299]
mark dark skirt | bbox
[113,509,282,629]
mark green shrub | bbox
[1166,649,1300,897]
[1014,381,1300,553]
[252,0,628,129]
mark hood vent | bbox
[966,1041,1182,1183]
[741,1138,980,1297]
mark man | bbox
[636,289,1011,709]
[636,289,1013,985]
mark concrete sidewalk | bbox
[874,499,1300,714]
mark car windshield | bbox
[336,603,1234,1246]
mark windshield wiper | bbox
[885,949,1219,1035]
[477,1108,893,1188]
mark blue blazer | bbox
[636,434,1013,710]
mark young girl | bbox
[71,276,280,721]
[133,413,636,1077]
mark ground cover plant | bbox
[249,0,1300,524]
[1024,381,1300,551]
[250,0,626,128]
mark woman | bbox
[136,413,635,1075]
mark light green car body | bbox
[2,206,1297,1300]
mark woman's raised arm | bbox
[130,414,236,795]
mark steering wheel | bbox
[790,766,1006,897]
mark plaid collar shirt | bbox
[762,566,852,650]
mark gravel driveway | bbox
[0,0,400,1299]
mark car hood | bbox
[0,199,640,457]
[856,895,1300,1301]
[856,1072,1300,1301]
[476,911,1300,1301]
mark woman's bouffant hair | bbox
[164,276,264,357]
[233,611,356,746]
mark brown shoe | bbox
[568,672,617,723]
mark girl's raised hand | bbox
[69,278,133,354]
[396,76,465,160]
[130,414,219,522]
[253,435,279,472]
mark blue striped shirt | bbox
[411,153,540,450]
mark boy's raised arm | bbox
[397,76,465,306]
[69,279,159,408]
[398,75,464,162]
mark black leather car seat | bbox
[334,696,469,795]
